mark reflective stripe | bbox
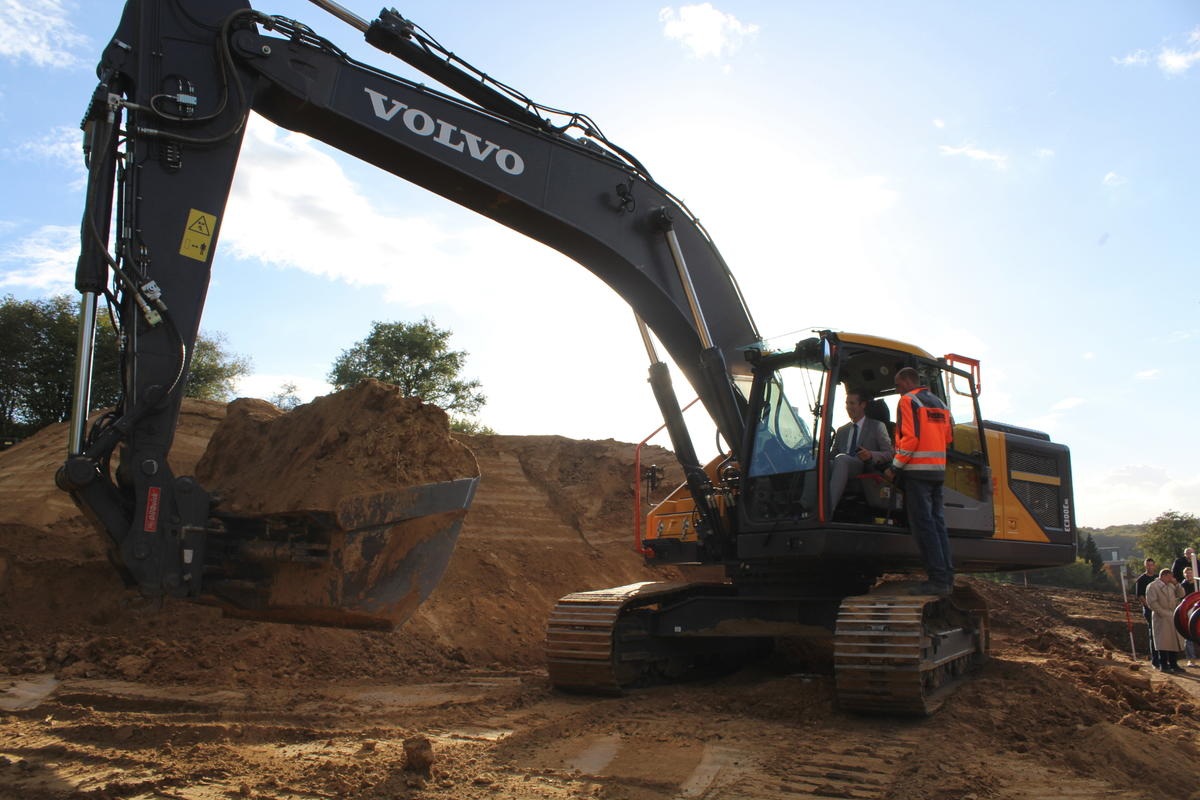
[893,385,953,477]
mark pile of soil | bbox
[2,390,1200,800]
[196,380,478,514]
[0,388,681,684]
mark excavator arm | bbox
[60,1,759,609]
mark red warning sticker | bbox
[144,486,161,533]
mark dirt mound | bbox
[0,389,678,681]
[197,379,478,514]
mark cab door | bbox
[941,356,995,534]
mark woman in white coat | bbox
[1146,568,1187,673]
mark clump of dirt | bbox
[196,379,478,514]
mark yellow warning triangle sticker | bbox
[180,208,218,263]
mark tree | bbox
[1080,532,1104,576]
[1138,510,1200,566]
[450,417,496,435]
[0,294,248,436]
[0,294,120,435]
[269,382,303,411]
[183,331,251,401]
[328,317,486,418]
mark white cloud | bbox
[6,124,77,164]
[1104,464,1169,490]
[1077,464,1200,527]
[932,119,945,129]
[0,224,77,291]
[0,0,87,68]
[1102,171,1126,187]
[1158,47,1200,75]
[1113,28,1200,76]
[1052,397,1085,411]
[1082,352,1095,360]
[1112,50,1150,67]
[938,143,1008,170]
[220,117,532,310]
[659,3,759,60]
[1135,368,1159,380]
[4,125,87,189]
[1162,329,1196,344]
[1034,147,1055,158]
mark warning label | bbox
[179,208,217,262]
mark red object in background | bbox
[1173,591,1200,641]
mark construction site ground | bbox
[2,398,1200,800]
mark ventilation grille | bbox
[1008,449,1058,477]
[1008,447,1063,529]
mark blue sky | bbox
[1,1,1197,528]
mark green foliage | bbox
[0,294,249,435]
[182,331,252,402]
[1137,510,1200,566]
[269,381,303,411]
[0,294,119,435]
[984,558,1116,592]
[328,317,486,418]
[450,417,495,435]
[1080,532,1105,576]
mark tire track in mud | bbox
[484,690,927,800]
[676,727,922,800]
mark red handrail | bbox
[632,398,700,555]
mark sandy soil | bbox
[2,397,1200,800]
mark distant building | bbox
[1102,548,1129,585]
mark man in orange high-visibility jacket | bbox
[883,367,955,596]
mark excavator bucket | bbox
[156,382,486,631]
[201,477,479,630]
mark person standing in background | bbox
[1135,558,1159,670]
[1146,568,1187,673]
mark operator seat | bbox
[866,399,893,440]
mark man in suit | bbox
[828,389,893,513]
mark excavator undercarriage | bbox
[546,579,989,715]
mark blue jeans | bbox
[904,478,954,587]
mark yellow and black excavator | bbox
[61,1,1074,714]
[547,332,1073,713]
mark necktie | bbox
[848,423,858,454]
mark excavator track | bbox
[546,581,727,694]
[834,583,988,715]
[548,579,989,715]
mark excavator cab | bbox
[739,330,990,533]
[643,330,1073,578]
[582,330,1073,712]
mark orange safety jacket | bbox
[891,386,953,482]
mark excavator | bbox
[60,0,1075,714]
